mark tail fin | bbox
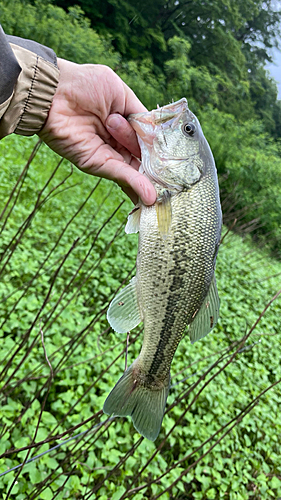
[103,362,170,441]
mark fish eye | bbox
[182,122,196,137]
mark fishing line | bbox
[125,331,130,371]
[0,417,115,479]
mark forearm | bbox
[0,25,60,139]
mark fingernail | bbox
[107,114,122,130]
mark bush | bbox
[0,0,120,67]
[200,107,281,254]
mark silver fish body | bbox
[103,98,222,441]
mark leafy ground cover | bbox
[0,136,281,499]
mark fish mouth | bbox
[128,98,190,140]
[128,98,188,125]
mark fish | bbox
[103,98,222,441]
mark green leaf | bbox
[39,488,53,500]
[29,468,43,484]
[270,476,281,490]
[111,486,126,500]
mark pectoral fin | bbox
[189,274,220,344]
[156,192,172,238]
[125,206,141,234]
[107,276,142,333]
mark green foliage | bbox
[1,1,281,494]
[200,107,281,254]
[163,36,252,118]
[56,0,167,60]
[1,0,281,140]
[53,0,281,133]
[117,35,281,253]
[118,58,166,110]
[55,0,281,69]
[0,136,281,499]
[0,0,120,66]
[2,0,281,134]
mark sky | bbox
[266,0,281,99]
[266,46,281,99]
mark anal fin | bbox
[107,276,142,333]
[189,274,220,344]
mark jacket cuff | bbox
[0,43,59,139]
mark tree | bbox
[54,0,281,131]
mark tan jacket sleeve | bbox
[0,32,59,139]
[0,97,12,121]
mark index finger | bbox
[123,81,147,116]
[106,113,141,158]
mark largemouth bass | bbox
[103,98,222,441]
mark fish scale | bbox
[103,98,222,441]
[138,182,220,380]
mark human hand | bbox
[38,58,156,205]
